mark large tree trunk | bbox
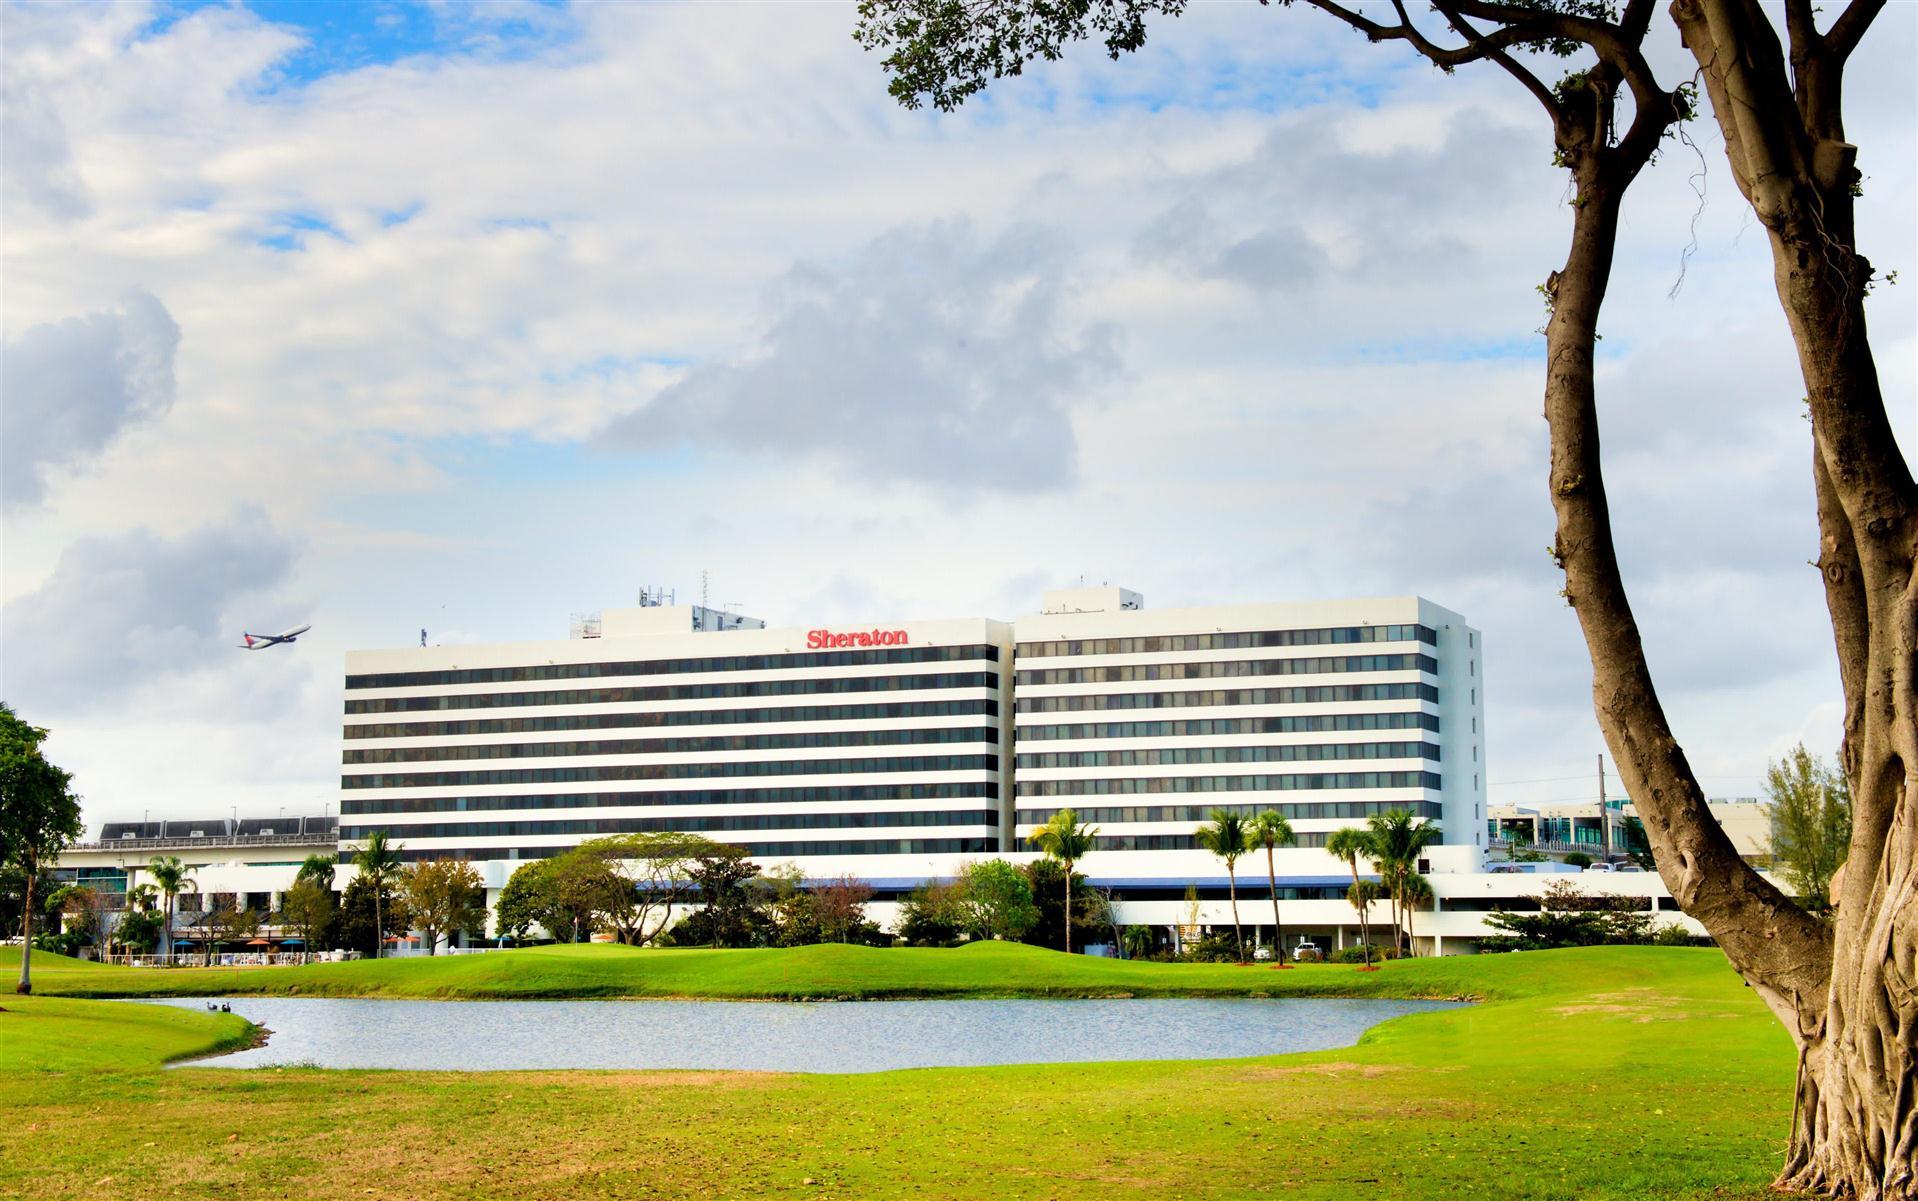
[1660,2,1918,1193]
[1268,848,1288,967]
[1539,11,1915,1188]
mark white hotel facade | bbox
[58,586,1714,955]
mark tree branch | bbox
[1825,0,1886,62]
[1431,2,1560,119]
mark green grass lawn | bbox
[6,939,1608,1001]
[1,945,1794,1200]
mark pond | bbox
[149,995,1463,1073]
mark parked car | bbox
[1583,861,1615,872]
[1291,940,1323,963]
[1613,863,1646,873]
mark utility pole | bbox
[1599,754,1611,858]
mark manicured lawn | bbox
[8,939,1600,1001]
[2,946,1794,1200]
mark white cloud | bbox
[0,0,1909,828]
[1,289,180,506]
[604,220,1120,492]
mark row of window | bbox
[345,672,997,715]
[1016,800,1444,825]
[345,645,1002,691]
[341,782,998,817]
[1017,742,1440,770]
[344,726,995,765]
[341,809,999,841]
[343,754,1000,790]
[383,838,1000,863]
[344,700,998,741]
[1017,712,1440,740]
[1100,884,1360,901]
[1015,625,1437,659]
[1017,654,1436,687]
[1018,771,1442,797]
[1016,683,1439,714]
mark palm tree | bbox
[1026,808,1097,954]
[1345,880,1383,969]
[1250,810,1296,967]
[1326,827,1378,968]
[1195,809,1252,962]
[1365,810,1443,956]
[295,852,336,892]
[146,856,195,965]
[352,830,404,958]
[1400,871,1435,957]
[120,883,159,964]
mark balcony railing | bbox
[67,832,339,853]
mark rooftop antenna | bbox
[700,569,710,611]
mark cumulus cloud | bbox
[2,290,181,507]
[0,510,299,712]
[602,221,1121,492]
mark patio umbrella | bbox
[245,939,270,946]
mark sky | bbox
[2,0,1913,834]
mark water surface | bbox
[151,995,1462,1073]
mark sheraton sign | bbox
[807,628,910,649]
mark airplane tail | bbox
[242,634,255,647]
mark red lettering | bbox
[805,628,910,649]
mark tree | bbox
[957,858,1039,942]
[1026,808,1098,954]
[1326,828,1378,970]
[855,2,1908,1191]
[570,833,709,946]
[1563,851,1594,870]
[1021,858,1105,954]
[1344,881,1383,970]
[495,857,590,943]
[401,859,486,955]
[684,843,765,948]
[811,874,876,944]
[295,853,336,893]
[1366,810,1442,956]
[1767,744,1851,910]
[351,830,404,959]
[1195,809,1251,962]
[1121,923,1156,960]
[1400,872,1435,957]
[0,703,83,994]
[0,862,58,943]
[146,854,196,966]
[1250,811,1296,967]
[206,900,260,962]
[48,885,103,956]
[279,878,335,958]
[897,878,968,946]
[114,904,164,963]
[339,873,408,956]
[1484,879,1658,950]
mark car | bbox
[1291,940,1323,963]
[1613,863,1646,873]
[1583,861,1615,872]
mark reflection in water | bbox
[150,995,1463,1073]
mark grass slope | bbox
[11,940,1574,1002]
[2,946,1793,1201]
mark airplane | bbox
[239,624,311,650]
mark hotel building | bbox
[56,585,1731,955]
[338,601,1013,880]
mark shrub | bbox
[1563,851,1594,869]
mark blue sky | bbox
[2,0,1913,825]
